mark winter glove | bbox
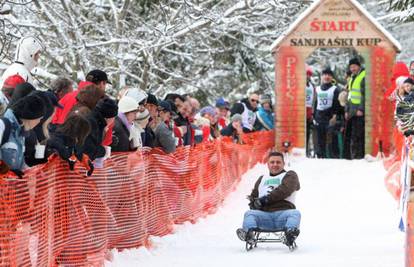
[404,130,414,137]
[66,155,77,171]
[80,154,94,177]
[252,196,269,210]
[11,169,24,179]
[247,195,255,209]
[58,147,73,161]
[87,160,94,176]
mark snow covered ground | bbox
[106,158,404,267]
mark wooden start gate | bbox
[271,0,401,156]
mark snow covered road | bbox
[106,158,404,267]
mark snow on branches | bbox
[2,0,308,101]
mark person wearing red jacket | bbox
[52,69,111,125]
[51,69,114,146]
[384,62,410,101]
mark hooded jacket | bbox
[51,81,95,125]
[0,36,43,87]
[255,106,274,130]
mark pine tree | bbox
[388,0,414,22]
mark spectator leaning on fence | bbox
[216,97,230,130]
[143,93,158,148]
[78,98,118,163]
[230,92,259,133]
[46,114,91,166]
[199,106,220,140]
[111,96,140,152]
[153,100,176,154]
[24,91,63,167]
[221,113,244,144]
[255,94,274,131]
[0,94,46,176]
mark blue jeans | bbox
[242,209,301,231]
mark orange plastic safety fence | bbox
[407,202,414,267]
[0,131,274,267]
[383,129,405,200]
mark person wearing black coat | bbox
[46,114,92,174]
[230,93,259,133]
[111,117,131,152]
[111,96,139,152]
[24,91,63,166]
[78,98,118,161]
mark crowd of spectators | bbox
[0,36,275,177]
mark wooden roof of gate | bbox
[270,0,401,52]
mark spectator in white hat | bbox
[124,88,148,112]
[111,96,139,152]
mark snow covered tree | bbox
[1,0,309,102]
[0,0,31,62]
[387,0,414,22]
[1,0,411,102]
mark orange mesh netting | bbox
[0,131,274,266]
[407,202,414,267]
[383,129,406,201]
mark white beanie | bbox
[118,96,139,114]
[124,88,148,104]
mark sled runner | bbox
[237,228,298,252]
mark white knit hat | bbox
[124,88,148,104]
[118,96,139,114]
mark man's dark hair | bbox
[268,151,284,161]
[164,93,185,103]
[50,77,72,95]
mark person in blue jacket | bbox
[254,94,274,131]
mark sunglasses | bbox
[250,99,259,103]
